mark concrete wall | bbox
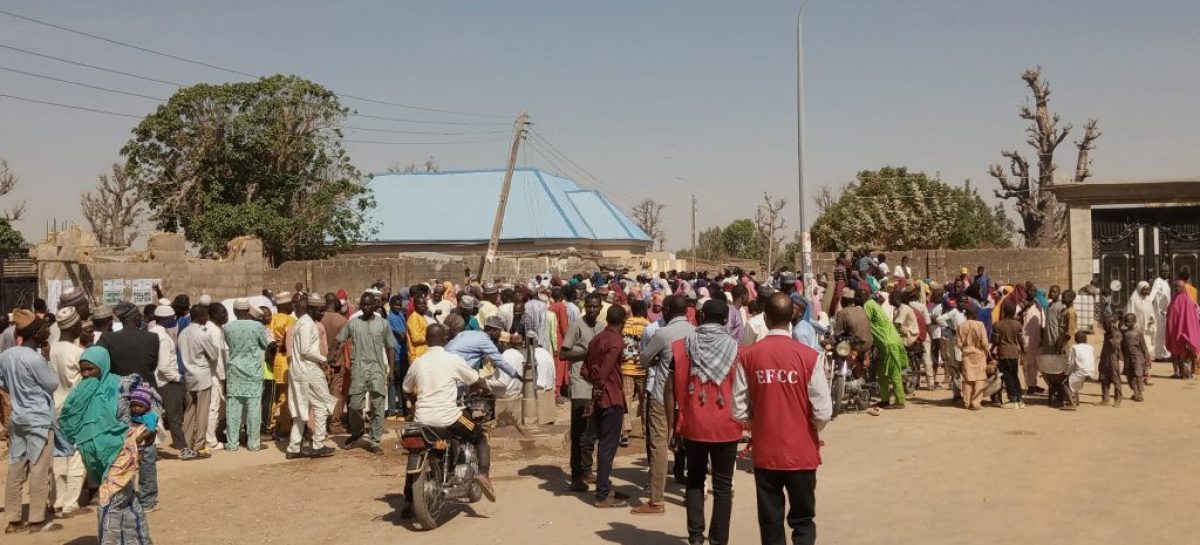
[36,229,678,306]
[37,230,266,305]
[808,247,1071,289]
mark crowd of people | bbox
[2,253,1198,545]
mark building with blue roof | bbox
[352,169,652,254]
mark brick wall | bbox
[806,248,1070,289]
[36,229,666,307]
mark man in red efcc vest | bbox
[733,292,832,545]
[673,298,743,545]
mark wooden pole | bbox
[478,112,529,283]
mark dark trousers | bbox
[999,358,1022,402]
[686,440,738,545]
[261,380,275,434]
[158,381,188,450]
[592,405,624,500]
[930,338,942,373]
[569,399,596,480]
[754,468,817,545]
[137,444,158,508]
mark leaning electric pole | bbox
[478,112,530,283]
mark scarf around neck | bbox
[685,323,738,406]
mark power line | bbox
[348,112,511,126]
[343,125,509,136]
[526,131,639,203]
[0,63,168,100]
[0,42,184,86]
[0,42,508,127]
[0,8,509,118]
[523,138,635,206]
[344,137,510,146]
[0,92,141,118]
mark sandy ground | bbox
[3,369,1200,545]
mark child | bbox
[1097,317,1124,407]
[124,381,162,512]
[1064,330,1096,410]
[1120,312,1150,402]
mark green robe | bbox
[864,299,909,404]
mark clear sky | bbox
[1,0,1197,250]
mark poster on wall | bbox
[46,279,74,314]
[102,279,125,306]
[130,279,160,306]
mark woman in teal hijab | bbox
[864,298,910,408]
[60,346,126,482]
[60,346,153,544]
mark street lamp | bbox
[797,0,813,280]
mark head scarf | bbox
[442,281,458,305]
[648,293,664,323]
[610,281,628,306]
[59,346,128,482]
[1034,288,1050,311]
[1166,281,1200,357]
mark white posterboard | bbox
[130,279,160,306]
[102,279,126,306]
[46,279,74,314]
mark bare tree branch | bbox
[81,162,142,247]
[630,199,666,251]
[0,156,26,221]
[754,193,787,273]
[1074,118,1101,182]
[991,67,1094,247]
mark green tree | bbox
[810,166,1014,251]
[0,217,25,251]
[122,75,375,264]
[721,218,762,261]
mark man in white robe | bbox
[286,293,337,458]
[1128,281,1158,361]
[1150,267,1173,360]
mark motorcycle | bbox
[903,344,926,394]
[823,333,873,417]
[400,392,495,530]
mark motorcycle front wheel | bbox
[412,458,447,530]
[831,374,846,418]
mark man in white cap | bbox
[49,287,91,346]
[48,307,86,516]
[286,292,337,459]
[144,304,186,451]
[223,299,269,451]
[178,304,219,460]
[478,282,500,329]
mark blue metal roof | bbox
[362,169,651,244]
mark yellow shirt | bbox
[407,312,429,363]
[270,313,296,383]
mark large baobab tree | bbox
[989,67,1101,247]
[81,163,142,247]
[630,198,666,251]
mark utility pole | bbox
[478,112,530,283]
[690,194,697,258]
[797,2,813,282]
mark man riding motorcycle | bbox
[401,323,496,518]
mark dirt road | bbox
[4,370,1199,545]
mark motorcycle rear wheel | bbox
[831,374,846,418]
[412,458,447,530]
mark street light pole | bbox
[797,2,813,280]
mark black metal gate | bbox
[1093,206,1200,309]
